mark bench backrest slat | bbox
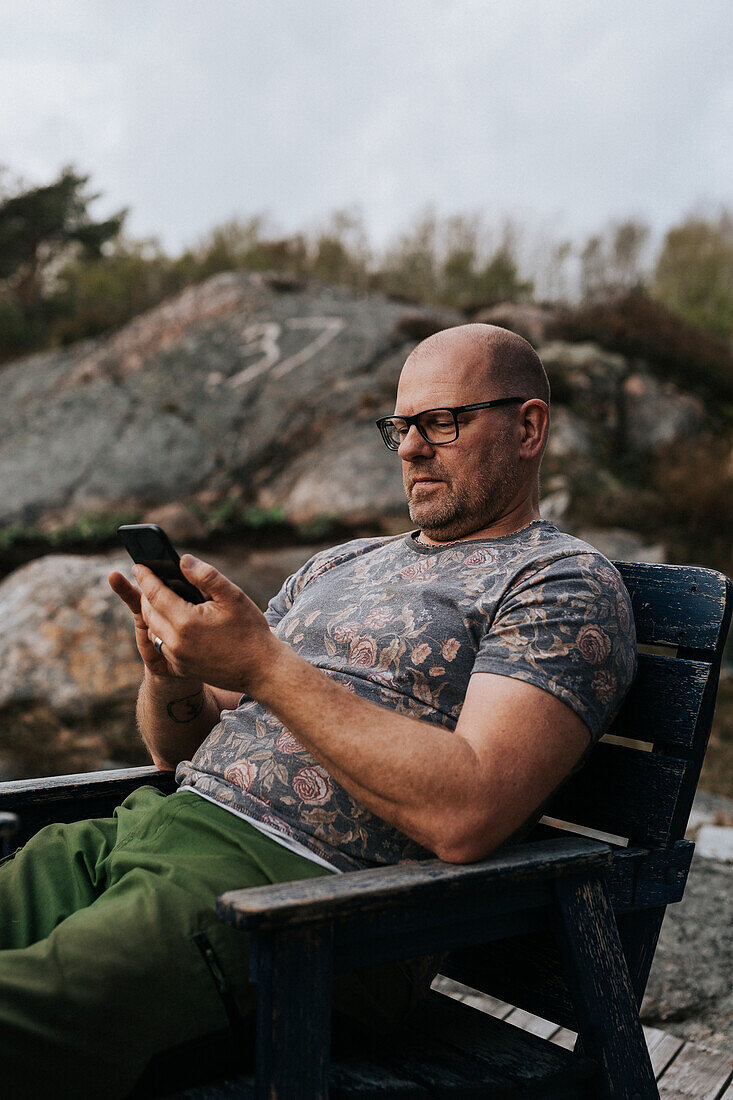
[619,561,729,652]
[544,742,687,847]
[540,562,731,849]
[609,653,710,751]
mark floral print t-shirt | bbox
[176,521,636,871]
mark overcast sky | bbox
[1,0,731,257]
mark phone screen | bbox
[117,524,207,604]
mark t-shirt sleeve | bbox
[264,553,323,628]
[471,553,637,741]
[263,542,365,629]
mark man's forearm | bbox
[136,672,223,770]
[251,642,482,857]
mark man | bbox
[0,324,635,1096]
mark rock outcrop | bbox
[0,544,325,776]
[0,273,454,534]
[0,274,705,541]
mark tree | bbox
[579,220,650,302]
[310,209,370,289]
[653,212,733,338]
[380,210,440,303]
[0,166,125,318]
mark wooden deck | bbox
[433,977,733,1098]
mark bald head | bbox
[392,323,550,540]
[404,323,550,406]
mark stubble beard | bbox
[406,462,521,542]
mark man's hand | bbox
[127,555,282,694]
[109,558,249,770]
[108,569,178,680]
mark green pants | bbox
[0,786,412,1098]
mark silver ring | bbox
[153,636,164,654]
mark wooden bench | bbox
[0,561,730,1098]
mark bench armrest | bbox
[218,836,611,933]
[0,766,176,844]
[0,765,176,811]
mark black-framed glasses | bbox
[375,397,525,451]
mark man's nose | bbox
[397,424,435,461]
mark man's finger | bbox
[179,555,241,603]
[108,571,142,615]
[133,565,186,617]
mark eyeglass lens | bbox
[383,410,457,447]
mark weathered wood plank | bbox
[0,811,19,840]
[614,562,730,653]
[610,653,710,749]
[503,1007,559,1039]
[377,1029,514,1093]
[412,991,596,1092]
[431,976,515,1019]
[657,1041,733,1097]
[218,837,610,932]
[553,873,658,1098]
[643,1029,685,1081]
[442,934,577,1032]
[546,742,687,847]
[631,843,693,908]
[251,927,333,1100]
[0,766,176,844]
[333,892,549,972]
[178,1079,254,1099]
[552,1027,578,1050]
[329,1061,428,1097]
[0,765,174,806]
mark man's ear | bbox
[519,400,549,460]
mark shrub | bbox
[549,291,733,408]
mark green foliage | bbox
[0,510,139,551]
[0,166,125,360]
[310,209,371,289]
[579,220,650,301]
[653,213,733,338]
[45,510,140,545]
[52,237,176,344]
[0,524,29,550]
[550,290,733,407]
[0,298,43,355]
[242,505,286,529]
[380,211,533,308]
[296,513,339,540]
[0,164,730,402]
[204,498,286,534]
[380,210,440,303]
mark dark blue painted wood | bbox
[553,873,658,1098]
[610,652,709,749]
[0,766,176,845]
[544,742,687,846]
[614,561,730,652]
[218,837,611,933]
[250,927,333,1100]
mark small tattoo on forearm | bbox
[167,689,205,724]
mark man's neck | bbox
[416,499,541,547]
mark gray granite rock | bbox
[0,544,327,776]
[0,272,457,531]
[0,278,708,538]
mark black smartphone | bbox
[117,524,208,604]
